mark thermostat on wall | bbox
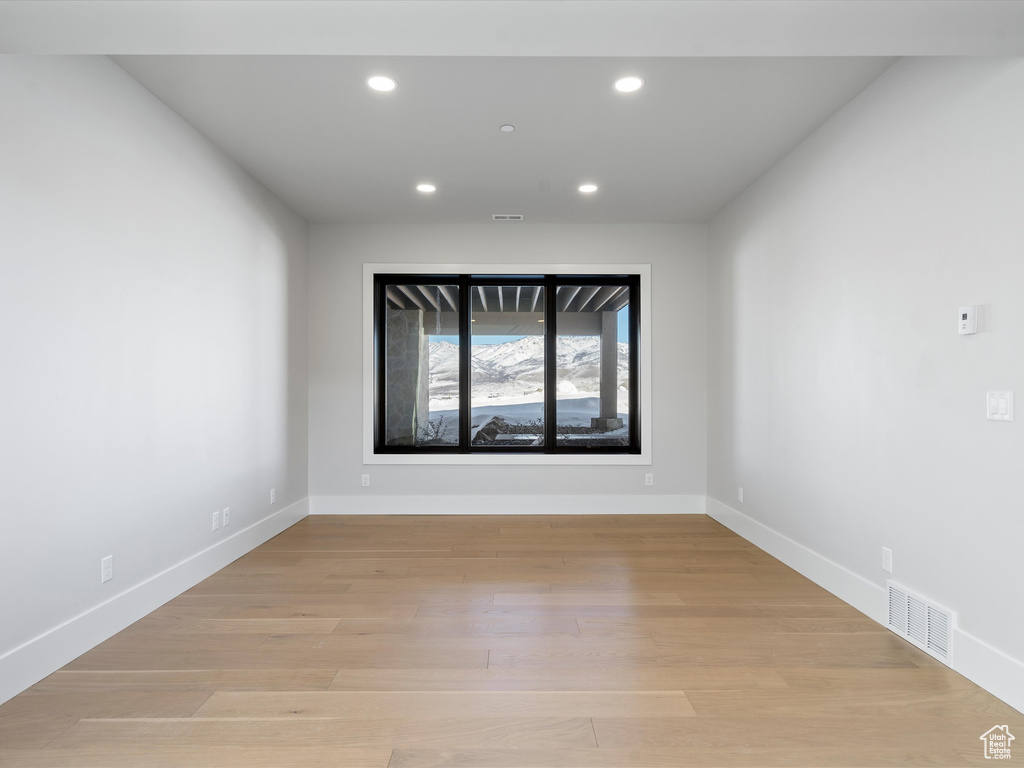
[958,306,977,335]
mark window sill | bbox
[365,452,651,466]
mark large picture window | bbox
[374,273,640,455]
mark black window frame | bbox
[373,273,640,455]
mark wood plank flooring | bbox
[1,514,1021,767]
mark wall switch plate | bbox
[212,510,220,531]
[882,547,893,573]
[270,488,276,504]
[361,474,370,487]
[644,473,654,486]
[222,507,230,526]
[737,487,744,503]
[101,555,113,583]
[987,391,1013,422]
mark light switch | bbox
[987,391,1013,422]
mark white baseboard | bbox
[705,496,886,624]
[954,626,1024,715]
[706,496,1023,715]
[0,497,309,706]
[310,494,705,516]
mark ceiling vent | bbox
[492,214,524,221]
[887,581,953,663]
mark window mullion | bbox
[458,275,471,452]
[543,275,557,453]
[374,277,386,451]
[629,274,640,453]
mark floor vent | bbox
[887,581,953,663]
[492,214,524,221]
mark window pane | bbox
[469,284,545,447]
[383,283,459,446]
[555,284,631,447]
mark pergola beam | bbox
[385,286,407,309]
[590,286,623,312]
[437,284,459,312]
[417,285,441,311]
[397,284,428,311]
[608,292,630,312]
[575,286,602,311]
[558,286,582,312]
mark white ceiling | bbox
[4,1,1023,225]
[113,54,895,224]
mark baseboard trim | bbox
[310,494,705,516]
[706,495,1023,715]
[706,496,885,623]
[0,497,309,706]
[954,626,1024,715]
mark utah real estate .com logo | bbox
[980,725,1015,760]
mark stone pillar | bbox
[385,309,425,445]
[591,311,624,431]
[417,332,430,440]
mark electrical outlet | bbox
[738,487,744,503]
[101,555,113,583]
[882,546,893,573]
[222,507,230,526]
[212,510,221,531]
[270,488,276,504]
[361,474,370,487]
[644,473,654,486]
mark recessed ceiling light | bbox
[614,76,644,93]
[416,183,436,193]
[578,183,598,194]
[367,76,397,92]
[500,124,515,133]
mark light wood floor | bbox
[1,514,1020,767]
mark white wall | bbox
[308,223,706,513]
[7,48,1017,715]
[0,56,309,703]
[707,57,1024,711]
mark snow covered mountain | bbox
[428,336,628,400]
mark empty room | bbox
[1,2,1023,766]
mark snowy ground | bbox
[418,335,631,444]
[424,391,629,443]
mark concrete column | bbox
[385,309,425,445]
[591,310,624,431]
[417,332,430,439]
